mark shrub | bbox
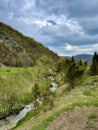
[83,90,91,96]
[88,121,96,128]
[89,113,97,119]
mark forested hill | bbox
[0,22,59,67]
[66,54,93,64]
[74,54,93,63]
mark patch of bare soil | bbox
[47,107,98,130]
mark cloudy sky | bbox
[0,0,98,56]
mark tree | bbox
[36,55,53,78]
[42,84,54,112]
[57,58,69,72]
[31,83,41,110]
[93,52,98,63]
[67,63,77,88]
[70,56,75,63]
[16,52,23,67]
[0,76,21,115]
[78,59,82,66]
[66,63,84,89]
[84,61,87,66]
[90,52,98,76]
[90,61,98,76]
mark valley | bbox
[0,22,98,130]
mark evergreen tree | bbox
[84,61,87,66]
[42,86,54,112]
[66,63,84,89]
[78,59,82,66]
[70,56,75,63]
[90,52,98,76]
[67,63,77,88]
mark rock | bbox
[86,85,93,90]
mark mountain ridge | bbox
[0,22,59,67]
[66,54,93,63]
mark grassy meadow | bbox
[0,67,51,117]
[11,67,98,130]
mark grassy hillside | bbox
[0,22,98,130]
[0,22,58,67]
[12,66,98,130]
[0,66,53,119]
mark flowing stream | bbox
[0,76,58,130]
[0,104,34,130]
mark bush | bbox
[83,90,91,96]
[89,113,97,119]
[88,121,96,128]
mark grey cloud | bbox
[0,0,98,56]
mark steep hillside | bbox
[0,22,58,67]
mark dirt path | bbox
[47,107,98,130]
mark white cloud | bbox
[48,43,98,57]
[63,43,98,56]
[1,0,98,57]
[21,0,35,11]
[65,43,74,51]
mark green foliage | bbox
[89,113,97,119]
[83,90,91,96]
[70,56,75,63]
[88,121,96,128]
[36,55,53,78]
[66,63,84,88]
[78,59,83,66]
[31,83,41,110]
[90,52,98,76]
[42,84,54,112]
[0,76,22,114]
[84,61,87,66]
[57,58,68,72]
[0,22,59,67]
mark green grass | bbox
[13,73,98,130]
[12,107,42,130]
[0,67,51,116]
[88,121,96,128]
[32,102,98,130]
[89,112,97,119]
[0,66,97,130]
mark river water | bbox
[0,104,34,130]
[0,76,58,130]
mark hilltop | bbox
[74,54,93,63]
[66,54,93,64]
[0,22,58,67]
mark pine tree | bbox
[66,62,84,89]
[67,63,77,88]
[84,61,87,66]
[78,59,82,66]
[90,52,98,76]
[70,56,75,63]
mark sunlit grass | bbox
[12,72,98,130]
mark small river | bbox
[0,76,58,130]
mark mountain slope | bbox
[74,54,93,63]
[0,22,58,67]
[66,54,93,63]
